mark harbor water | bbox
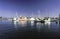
[0,20,60,39]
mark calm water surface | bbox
[0,20,60,39]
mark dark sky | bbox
[0,0,60,17]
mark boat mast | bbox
[46,9,49,18]
[38,10,41,18]
[16,12,18,18]
[32,12,33,17]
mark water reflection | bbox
[30,21,35,26]
[36,23,41,31]
[13,21,18,30]
[45,22,51,25]
[18,21,27,27]
[45,22,51,29]
[0,20,60,39]
[15,20,59,31]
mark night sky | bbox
[0,0,60,17]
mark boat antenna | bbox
[46,9,49,17]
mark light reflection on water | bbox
[30,21,35,26]
[0,20,59,31]
[0,20,60,39]
[18,21,27,26]
[13,21,18,30]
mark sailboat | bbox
[45,18,51,24]
[44,9,51,24]
[13,17,17,21]
[34,10,45,23]
[35,10,40,21]
[12,12,18,21]
[29,12,35,21]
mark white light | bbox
[13,17,17,21]
[30,18,35,20]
